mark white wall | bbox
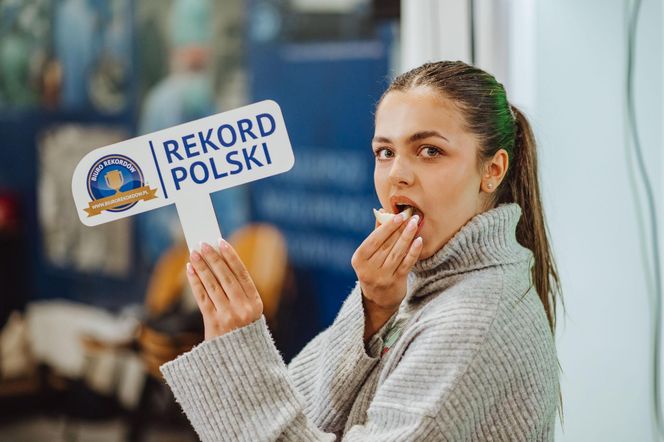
[533,0,662,440]
[401,0,472,72]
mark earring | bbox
[487,183,494,190]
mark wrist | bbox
[362,295,399,343]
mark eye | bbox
[419,145,443,158]
[373,147,394,160]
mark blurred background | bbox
[0,0,661,440]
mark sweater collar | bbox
[408,203,532,299]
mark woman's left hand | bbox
[186,239,263,341]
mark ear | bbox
[481,149,509,193]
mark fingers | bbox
[199,242,245,303]
[185,263,216,314]
[383,215,420,270]
[190,250,228,310]
[394,236,423,277]
[374,208,386,230]
[186,241,263,339]
[370,224,405,265]
[218,238,260,301]
[355,211,409,262]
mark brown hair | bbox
[381,60,564,418]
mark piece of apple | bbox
[373,207,413,226]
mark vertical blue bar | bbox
[149,140,168,199]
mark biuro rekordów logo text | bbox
[84,154,157,216]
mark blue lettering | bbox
[191,161,209,184]
[217,124,237,147]
[199,128,219,153]
[256,113,276,137]
[164,140,183,164]
[261,142,272,165]
[171,167,187,190]
[226,151,243,175]
[182,134,199,158]
[243,144,263,170]
[209,157,228,179]
[237,118,257,142]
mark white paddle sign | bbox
[72,100,294,250]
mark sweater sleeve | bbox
[159,282,391,441]
[285,282,394,432]
[160,315,332,442]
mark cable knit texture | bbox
[160,203,560,441]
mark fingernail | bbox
[201,242,212,253]
[186,262,194,274]
[408,215,420,228]
[191,251,202,262]
[400,211,409,221]
[414,236,423,246]
[393,213,404,224]
[218,237,229,249]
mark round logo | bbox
[86,154,145,213]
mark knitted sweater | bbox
[160,203,560,441]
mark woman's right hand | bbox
[351,211,423,342]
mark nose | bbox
[388,156,414,187]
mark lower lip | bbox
[415,217,424,236]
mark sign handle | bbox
[175,193,223,252]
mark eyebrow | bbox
[372,130,449,144]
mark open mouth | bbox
[374,198,426,236]
[392,202,425,234]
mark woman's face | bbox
[373,86,489,259]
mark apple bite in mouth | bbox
[373,201,425,237]
[373,206,413,226]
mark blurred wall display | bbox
[0,0,51,108]
[291,0,366,13]
[135,0,249,264]
[0,0,133,111]
[137,0,246,110]
[53,0,132,112]
[249,0,391,326]
[283,0,375,41]
[38,125,132,276]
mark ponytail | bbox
[508,104,565,426]
[503,105,563,335]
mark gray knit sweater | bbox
[160,203,560,441]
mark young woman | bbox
[161,60,563,441]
